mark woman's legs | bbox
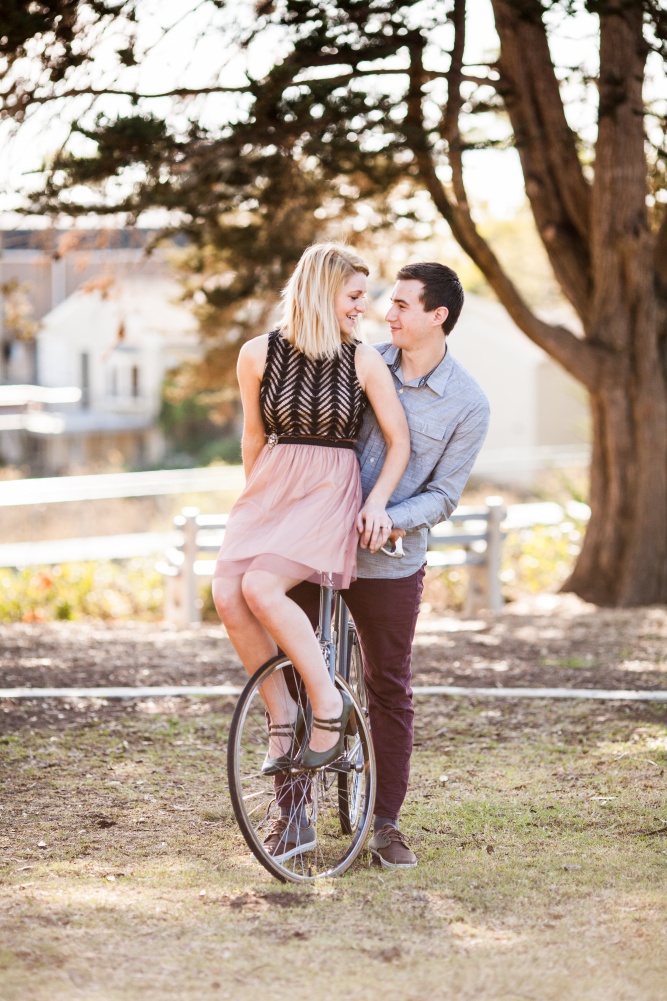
[212,576,295,758]
[212,575,277,672]
[213,571,343,755]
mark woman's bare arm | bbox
[237,335,269,478]
[354,344,411,552]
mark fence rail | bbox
[0,498,589,572]
[0,465,245,507]
[0,532,180,567]
[0,467,591,625]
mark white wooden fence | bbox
[0,465,246,507]
[0,467,591,625]
[156,499,510,625]
[154,497,589,626]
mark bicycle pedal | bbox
[327,758,352,773]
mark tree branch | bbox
[405,4,602,390]
[442,0,468,212]
[589,1,654,352]
[491,0,592,322]
[1,84,251,110]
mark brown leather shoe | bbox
[369,825,417,868]
[262,816,317,863]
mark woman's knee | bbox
[211,577,245,621]
[241,571,279,619]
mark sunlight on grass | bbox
[1,699,666,1001]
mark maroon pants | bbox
[288,566,425,819]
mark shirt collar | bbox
[381,342,453,398]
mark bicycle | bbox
[226,538,404,883]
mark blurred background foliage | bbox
[0,518,587,623]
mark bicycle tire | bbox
[227,655,375,883]
[338,627,368,835]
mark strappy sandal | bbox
[297,690,356,770]
[261,706,306,775]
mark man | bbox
[290,261,489,867]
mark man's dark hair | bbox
[395,262,464,334]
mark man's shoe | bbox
[262,816,317,863]
[369,825,417,869]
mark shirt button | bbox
[370,458,375,464]
[398,388,404,394]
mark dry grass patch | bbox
[1,693,666,1001]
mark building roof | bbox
[39,276,199,345]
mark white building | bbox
[32,277,200,472]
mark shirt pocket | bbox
[407,415,448,461]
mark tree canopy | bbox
[2,0,667,606]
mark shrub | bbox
[0,560,164,622]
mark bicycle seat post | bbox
[318,585,336,682]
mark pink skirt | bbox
[213,443,362,589]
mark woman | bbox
[212,243,409,771]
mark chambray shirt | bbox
[355,342,490,579]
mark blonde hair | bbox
[279,243,369,360]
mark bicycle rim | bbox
[227,656,375,883]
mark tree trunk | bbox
[484,0,667,606]
[563,329,667,607]
[562,2,667,606]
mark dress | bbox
[213,330,366,589]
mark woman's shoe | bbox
[297,690,356,770]
[261,706,305,775]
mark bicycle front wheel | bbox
[227,656,375,883]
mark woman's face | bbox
[334,271,367,337]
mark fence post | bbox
[182,506,200,626]
[485,496,505,612]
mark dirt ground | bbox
[1,593,665,734]
[1,596,666,1001]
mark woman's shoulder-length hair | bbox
[278,242,369,360]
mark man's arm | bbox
[386,401,490,532]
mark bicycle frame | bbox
[317,587,352,686]
[317,532,403,687]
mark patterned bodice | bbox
[259,330,366,440]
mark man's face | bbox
[384,279,448,350]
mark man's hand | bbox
[357,502,393,553]
[388,527,406,544]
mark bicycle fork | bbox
[317,585,336,682]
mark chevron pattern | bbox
[259,331,366,439]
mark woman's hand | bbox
[357,502,393,553]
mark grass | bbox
[1,696,666,1000]
[539,656,596,670]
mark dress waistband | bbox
[266,433,356,450]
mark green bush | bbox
[501,520,585,598]
[422,519,586,612]
[0,560,164,623]
[196,436,241,466]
